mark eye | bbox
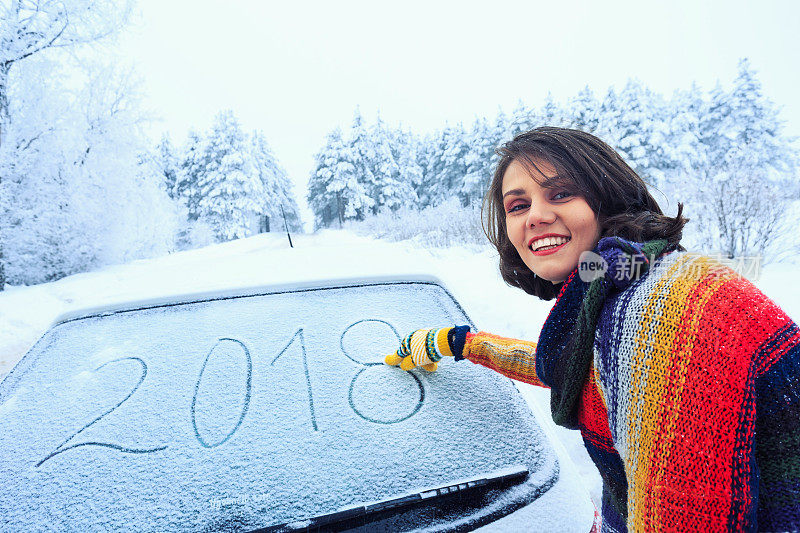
[506,201,529,214]
[552,191,573,201]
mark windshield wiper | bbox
[253,464,529,532]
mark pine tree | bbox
[308,127,371,228]
[692,59,798,259]
[566,86,601,133]
[416,130,447,207]
[389,126,423,206]
[368,116,418,211]
[539,93,568,127]
[595,81,670,187]
[250,130,301,231]
[492,108,510,151]
[195,110,264,241]
[596,86,620,143]
[510,100,535,135]
[176,128,206,220]
[433,123,471,206]
[155,133,180,199]
[306,135,336,228]
[343,109,373,211]
[660,82,707,203]
[462,117,497,205]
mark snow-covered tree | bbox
[539,93,569,128]
[658,83,707,208]
[0,0,134,288]
[509,100,535,136]
[0,0,133,145]
[368,117,418,212]
[308,127,371,228]
[345,108,381,215]
[689,59,797,259]
[194,110,264,241]
[415,131,444,207]
[462,117,497,205]
[490,108,510,154]
[596,86,620,141]
[175,128,207,220]
[0,59,177,284]
[566,86,601,133]
[155,133,179,199]
[307,139,337,229]
[250,130,301,232]
[388,126,424,205]
[594,81,672,187]
[424,123,471,206]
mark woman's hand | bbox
[384,326,470,371]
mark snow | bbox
[3,229,798,529]
[0,256,592,531]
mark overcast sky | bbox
[118,0,800,223]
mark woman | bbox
[385,128,800,532]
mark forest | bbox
[1,1,797,290]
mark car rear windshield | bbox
[0,282,557,531]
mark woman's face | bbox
[501,159,601,284]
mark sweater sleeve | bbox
[753,330,800,532]
[461,331,547,388]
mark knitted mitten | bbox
[385,326,470,371]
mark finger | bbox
[384,351,404,366]
[400,355,418,371]
[420,362,438,372]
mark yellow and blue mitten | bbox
[384,326,470,371]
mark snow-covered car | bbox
[0,276,595,532]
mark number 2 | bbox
[37,357,167,468]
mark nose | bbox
[525,201,556,228]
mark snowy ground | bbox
[3,230,800,509]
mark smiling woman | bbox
[484,127,687,300]
[386,127,800,532]
[500,158,601,284]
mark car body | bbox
[0,275,595,531]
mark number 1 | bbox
[271,328,318,431]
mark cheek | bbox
[573,207,600,241]
[505,218,524,246]
[580,218,601,246]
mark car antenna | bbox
[280,205,293,248]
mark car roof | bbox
[49,273,448,326]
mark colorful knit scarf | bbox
[538,236,672,429]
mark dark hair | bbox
[482,127,688,300]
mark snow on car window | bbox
[0,282,556,531]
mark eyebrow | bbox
[502,188,526,199]
[502,179,567,200]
